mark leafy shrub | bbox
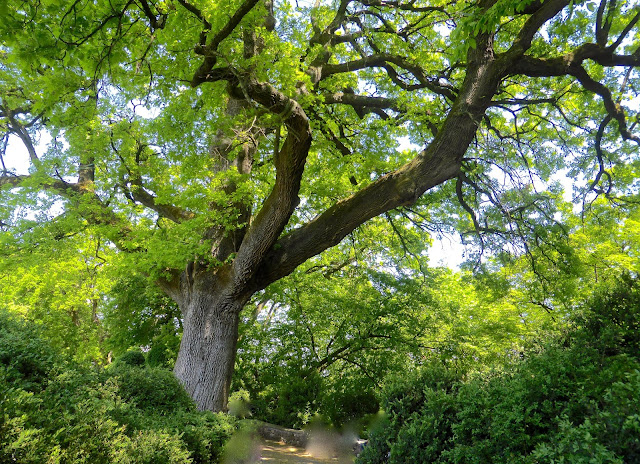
[115,349,147,367]
[357,279,640,464]
[320,376,380,427]
[382,362,461,420]
[111,430,193,464]
[530,418,623,464]
[146,326,181,368]
[356,413,393,464]
[170,410,236,464]
[2,364,129,464]
[250,368,323,429]
[146,343,170,368]
[0,373,46,464]
[0,309,236,463]
[389,388,458,463]
[110,364,196,412]
[0,310,56,391]
[357,363,462,464]
[577,274,640,357]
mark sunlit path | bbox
[259,440,355,464]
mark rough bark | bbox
[173,273,247,412]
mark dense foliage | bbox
[357,277,640,464]
[232,262,557,429]
[3,0,640,411]
[0,310,235,464]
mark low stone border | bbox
[243,419,368,456]
[253,421,309,448]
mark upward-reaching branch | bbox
[190,0,262,86]
[1,104,42,169]
[226,79,312,295]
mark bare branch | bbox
[1,104,42,168]
[595,0,609,45]
[176,0,211,27]
[507,0,570,55]
[130,183,196,223]
[0,174,30,188]
[359,0,448,15]
[512,43,640,78]
[456,175,483,239]
[310,0,351,46]
[318,54,457,99]
[385,212,422,262]
[490,97,557,106]
[58,0,136,47]
[571,65,640,144]
[323,91,401,112]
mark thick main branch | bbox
[251,48,506,290]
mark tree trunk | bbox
[173,283,245,412]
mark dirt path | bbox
[258,440,355,464]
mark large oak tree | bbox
[1,0,639,411]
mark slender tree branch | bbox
[129,182,196,223]
[191,0,261,86]
[0,174,30,188]
[570,65,640,144]
[508,0,570,54]
[317,54,457,100]
[137,0,167,30]
[587,115,614,198]
[609,8,640,51]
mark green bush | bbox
[249,368,323,429]
[530,418,623,464]
[169,410,237,464]
[0,309,236,464]
[357,279,640,464]
[2,364,129,464]
[115,349,147,367]
[0,310,57,391]
[146,326,181,368]
[111,430,193,464]
[110,364,196,412]
[382,362,461,420]
[320,375,380,428]
[146,343,169,368]
[357,364,462,464]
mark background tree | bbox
[480,196,640,321]
[102,269,182,364]
[2,0,640,411]
[0,229,108,363]
[234,259,557,428]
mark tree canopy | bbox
[2,0,640,411]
